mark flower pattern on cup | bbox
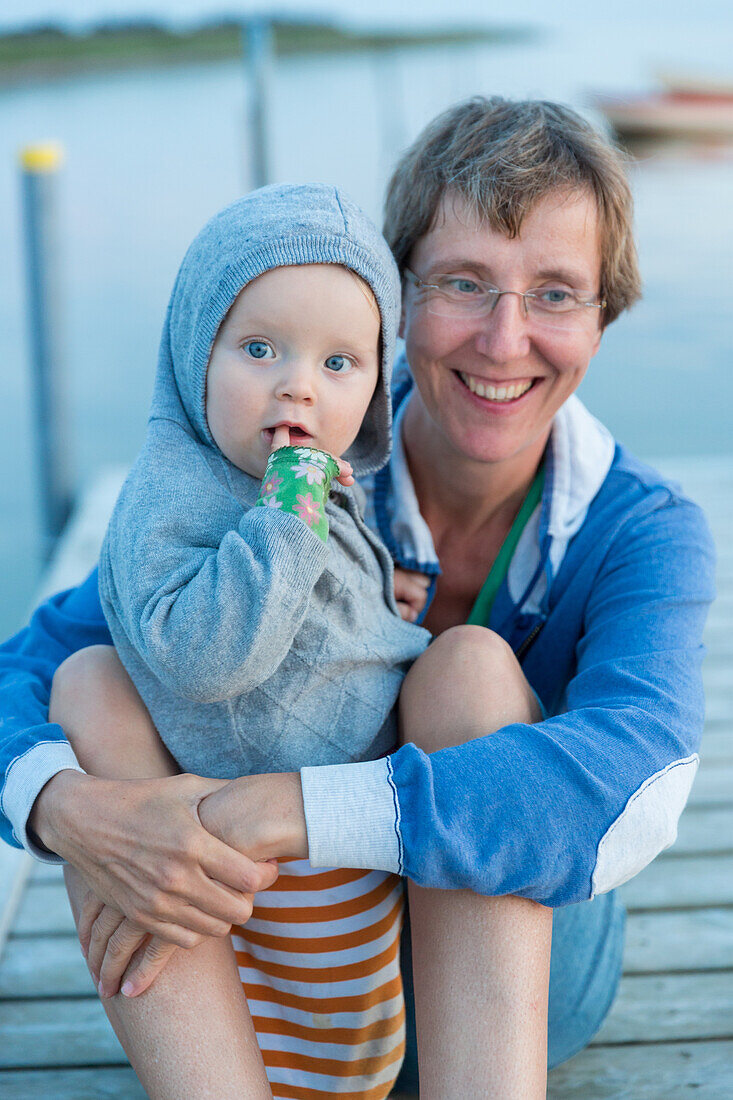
[294,492,321,527]
[294,447,331,467]
[291,460,328,485]
[262,472,284,496]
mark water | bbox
[1,10,732,637]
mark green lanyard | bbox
[466,464,545,628]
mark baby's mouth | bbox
[264,424,314,446]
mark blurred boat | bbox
[594,75,733,141]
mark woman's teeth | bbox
[458,373,534,401]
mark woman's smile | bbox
[455,370,539,405]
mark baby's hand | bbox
[330,456,354,487]
[270,426,354,487]
[394,567,430,623]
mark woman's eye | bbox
[245,340,275,359]
[446,277,480,294]
[539,288,571,304]
[324,354,353,373]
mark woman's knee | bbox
[428,624,517,674]
[400,626,540,753]
[405,626,518,698]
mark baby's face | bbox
[206,264,381,478]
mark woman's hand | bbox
[32,770,279,946]
[80,900,249,1001]
[394,567,430,622]
[66,771,305,998]
[198,772,308,862]
[65,867,176,999]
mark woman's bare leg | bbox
[399,626,553,1100]
[51,645,272,1100]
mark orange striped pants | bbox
[231,858,405,1099]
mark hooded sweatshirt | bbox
[97,184,429,777]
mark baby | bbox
[66,183,430,1098]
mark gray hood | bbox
[149,182,401,477]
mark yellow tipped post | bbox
[20,142,64,173]
[19,140,71,553]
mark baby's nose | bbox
[275,363,316,403]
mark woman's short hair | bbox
[383,96,641,325]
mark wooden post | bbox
[243,16,274,189]
[19,143,72,558]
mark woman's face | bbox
[401,189,604,467]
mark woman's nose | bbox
[473,293,532,362]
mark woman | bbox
[0,97,715,1097]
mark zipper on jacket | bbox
[514,621,544,662]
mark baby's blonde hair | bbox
[347,268,380,320]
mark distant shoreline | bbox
[0,20,529,86]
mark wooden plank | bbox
[28,861,64,884]
[594,972,733,1044]
[547,1040,733,1099]
[4,908,733,1001]
[2,974,731,1070]
[703,698,732,727]
[0,997,125,1067]
[0,936,92,998]
[620,854,733,910]
[13,883,75,936]
[703,663,733,695]
[623,908,733,973]
[665,806,733,856]
[0,1073,421,1100]
[0,848,32,962]
[687,763,733,805]
[703,660,733,689]
[703,640,733,666]
[699,728,733,762]
[707,589,733,609]
[16,854,733,941]
[703,621,733,656]
[0,1067,146,1099]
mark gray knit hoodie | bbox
[98,184,429,777]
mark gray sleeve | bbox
[99,422,329,703]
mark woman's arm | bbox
[0,570,279,940]
[297,493,716,906]
[0,568,107,856]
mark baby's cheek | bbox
[326,380,377,455]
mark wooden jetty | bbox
[0,458,731,1098]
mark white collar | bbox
[507,394,615,612]
[369,372,616,612]
[388,395,439,567]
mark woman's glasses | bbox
[404,268,606,332]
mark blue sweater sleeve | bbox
[0,568,111,854]
[389,493,716,907]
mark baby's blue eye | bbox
[325,355,352,373]
[245,340,275,359]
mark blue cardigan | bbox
[0,385,716,907]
